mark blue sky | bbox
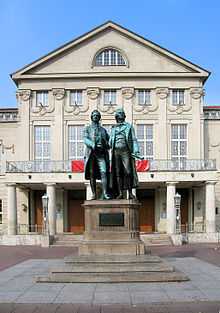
[0,0,220,107]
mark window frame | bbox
[34,126,51,161]
[68,125,84,160]
[103,89,117,106]
[171,89,185,106]
[70,90,83,106]
[136,124,154,160]
[94,48,127,66]
[137,89,151,106]
[36,91,49,107]
[171,124,188,162]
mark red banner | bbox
[71,160,84,172]
[71,160,150,172]
[136,160,150,172]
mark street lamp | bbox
[174,192,181,233]
[42,193,49,235]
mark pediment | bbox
[11,21,210,80]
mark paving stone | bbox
[165,289,208,302]
[56,303,79,313]
[96,283,129,292]
[0,303,15,313]
[12,303,39,313]
[15,291,58,303]
[0,292,21,303]
[34,303,61,313]
[54,291,94,304]
[130,291,169,304]
[93,291,131,305]
[128,283,162,292]
[78,304,101,313]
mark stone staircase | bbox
[52,234,83,247]
[140,233,173,246]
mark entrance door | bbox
[68,190,85,234]
[34,190,44,231]
[137,190,155,233]
[177,189,189,225]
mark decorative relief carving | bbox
[31,91,55,116]
[156,88,169,99]
[64,90,89,116]
[16,90,31,101]
[190,88,205,99]
[122,87,134,100]
[52,88,65,100]
[87,88,100,100]
[166,88,192,114]
[134,89,158,114]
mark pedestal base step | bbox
[36,270,188,283]
[35,254,189,283]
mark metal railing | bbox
[17,224,43,234]
[6,160,72,173]
[6,159,216,173]
[176,223,206,234]
[150,159,216,172]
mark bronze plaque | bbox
[99,213,124,227]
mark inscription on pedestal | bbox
[99,213,124,227]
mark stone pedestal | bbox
[79,199,145,255]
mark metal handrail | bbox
[17,224,43,234]
[6,159,216,173]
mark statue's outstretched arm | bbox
[84,127,95,149]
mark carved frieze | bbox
[52,88,65,100]
[156,88,169,99]
[134,89,158,114]
[122,87,134,100]
[87,88,100,100]
[16,90,31,101]
[190,88,205,99]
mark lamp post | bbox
[174,192,181,233]
[42,193,49,235]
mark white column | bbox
[166,182,176,234]
[7,183,17,235]
[46,183,56,236]
[205,181,216,233]
[85,182,93,200]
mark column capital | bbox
[6,183,17,187]
[44,182,56,187]
[205,181,217,185]
[166,181,178,186]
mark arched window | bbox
[95,48,126,66]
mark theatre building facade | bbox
[0,21,219,245]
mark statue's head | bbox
[115,108,126,123]
[91,110,101,122]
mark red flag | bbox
[71,160,84,172]
[136,160,150,172]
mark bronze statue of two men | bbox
[84,108,142,200]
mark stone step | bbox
[36,270,189,283]
[64,254,161,264]
[50,262,174,272]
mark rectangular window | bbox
[171,124,187,163]
[68,125,84,160]
[0,199,2,224]
[136,124,153,160]
[104,90,117,105]
[36,91,49,107]
[138,90,151,105]
[172,89,185,106]
[70,90,83,106]
[34,126,51,160]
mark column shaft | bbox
[46,184,56,236]
[7,184,17,235]
[205,182,216,233]
[166,182,176,234]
